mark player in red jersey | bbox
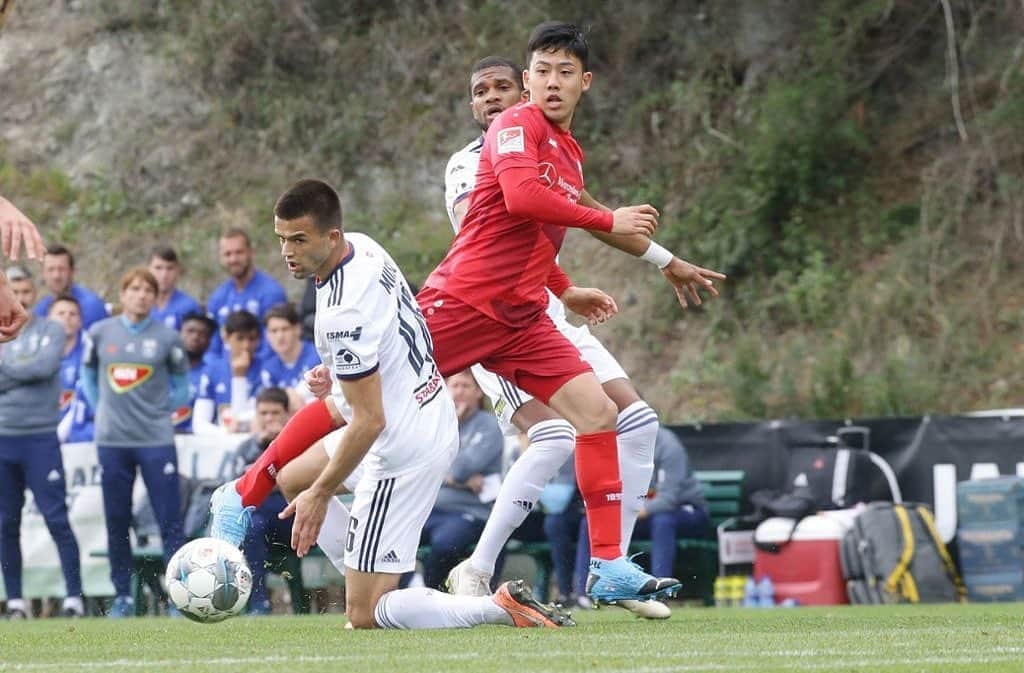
[419,21,724,604]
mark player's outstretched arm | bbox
[579,190,726,309]
[0,196,46,262]
[661,257,726,308]
[280,376,385,556]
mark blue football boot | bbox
[586,555,681,604]
[107,595,135,618]
[208,480,254,547]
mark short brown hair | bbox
[119,267,158,294]
[264,302,300,327]
[274,179,343,234]
[149,245,179,265]
[256,386,290,411]
[48,293,81,314]
[220,227,252,248]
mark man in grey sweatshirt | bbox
[0,266,83,619]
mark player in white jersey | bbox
[209,178,572,629]
[443,56,721,617]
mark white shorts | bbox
[322,427,456,574]
[472,321,628,433]
[342,447,452,574]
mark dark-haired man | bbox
[148,246,202,331]
[210,178,571,629]
[419,22,725,606]
[206,228,287,358]
[442,55,662,617]
[260,303,320,405]
[193,310,264,434]
[174,312,217,433]
[33,244,108,328]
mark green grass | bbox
[1,604,1023,672]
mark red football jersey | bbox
[425,102,609,327]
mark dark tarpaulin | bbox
[669,415,1024,514]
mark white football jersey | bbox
[314,232,457,478]
[444,135,484,232]
[444,136,567,323]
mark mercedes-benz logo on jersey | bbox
[538,162,556,187]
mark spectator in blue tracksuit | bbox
[0,266,83,619]
[81,268,190,618]
[234,387,296,615]
[33,244,108,328]
[205,228,287,360]
[574,425,710,591]
[46,294,92,443]
[260,302,320,405]
[173,312,216,433]
[47,294,96,444]
[412,370,503,590]
[192,310,264,434]
[148,246,202,332]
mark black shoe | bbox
[6,608,28,620]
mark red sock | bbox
[574,430,622,560]
[235,399,341,507]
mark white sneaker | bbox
[616,599,672,620]
[61,597,84,618]
[445,559,492,596]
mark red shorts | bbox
[418,286,592,405]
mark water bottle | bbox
[727,575,745,607]
[742,576,758,608]
[713,577,727,608]
[756,576,775,608]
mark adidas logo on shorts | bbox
[513,500,534,512]
[381,550,400,564]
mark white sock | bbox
[6,598,25,612]
[62,596,83,613]
[374,588,513,629]
[469,419,575,575]
[616,401,659,555]
[315,496,351,575]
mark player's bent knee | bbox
[574,397,618,434]
[275,464,308,500]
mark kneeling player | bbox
[208,179,571,628]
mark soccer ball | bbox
[165,537,252,623]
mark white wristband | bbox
[640,241,673,269]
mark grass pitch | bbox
[1,603,1022,672]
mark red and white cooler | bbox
[753,510,857,606]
